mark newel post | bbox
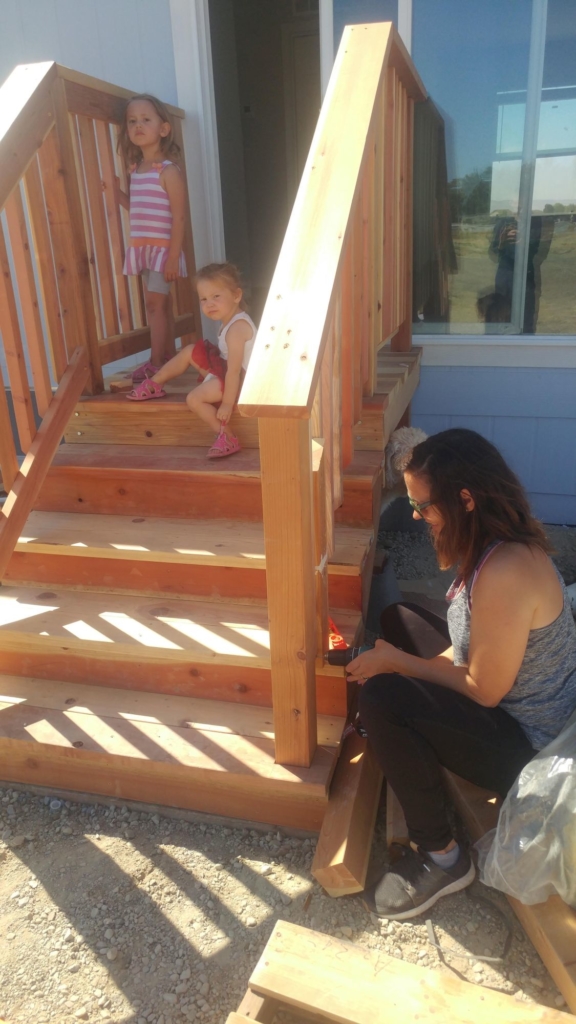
[259,417,318,767]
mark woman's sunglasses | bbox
[408,497,434,516]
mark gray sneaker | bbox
[362,844,475,920]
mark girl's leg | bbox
[143,278,173,366]
[358,673,535,851]
[186,377,225,433]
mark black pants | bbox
[358,602,536,851]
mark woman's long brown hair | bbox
[117,94,181,169]
[406,428,551,581]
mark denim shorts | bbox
[142,268,171,295]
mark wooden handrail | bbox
[237,24,425,768]
[239,24,425,419]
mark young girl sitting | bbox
[118,94,187,383]
[127,262,256,460]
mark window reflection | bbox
[412,0,576,336]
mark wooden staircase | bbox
[0,31,425,871]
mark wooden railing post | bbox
[259,418,317,767]
[312,439,330,665]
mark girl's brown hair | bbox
[195,262,248,311]
[117,94,181,169]
[406,428,550,581]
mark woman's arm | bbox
[217,321,252,423]
[348,549,537,707]
[161,165,186,281]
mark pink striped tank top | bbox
[123,161,187,277]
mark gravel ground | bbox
[380,522,576,585]
[0,787,570,1023]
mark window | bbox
[412,0,576,336]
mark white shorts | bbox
[142,268,171,295]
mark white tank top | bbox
[218,312,256,372]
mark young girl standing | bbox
[127,262,256,459]
[118,94,187,383]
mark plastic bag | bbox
[476,710,576,907]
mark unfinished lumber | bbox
[312,727,383,895]
[0,677,335,830]
[235,989,278,1023]
[444,771,576,1016]
[249,920,571,1024]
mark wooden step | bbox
[67,375,260,449]
[7,511,373,610]
[0,584,358,716]
[0,674,338,830]
[36,445,383,527]
[246,920,573,1023]
[353,346,421,452]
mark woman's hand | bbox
[164,255,179,282]
[346,639,407,684]
[217,401,233,424]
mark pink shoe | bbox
[127,360,161,384]
[207,428,241,459]
[126,379,167,401]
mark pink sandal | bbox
[124,360,161,383]
[126,379,167,401]
[207,428,241,459]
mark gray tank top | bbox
[447,542,576,750]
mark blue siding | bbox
[412,366,576,525]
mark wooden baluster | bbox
[394,87,414,352]
[171,116,200,345]
[94,118,133,334]
[394,72,403,333]
[352,202,363,424]
[321,328,335,559]
[0,364,19,493]
[49,78,103,393]
[68,114,104,343]
[4,189,53,417]
[340,232,355,468]
[360,167,371,397]
[331,295,343,509]
[382,66,395,344]
[111,129,146,331]
[259,417,317,768]
[76,115,120,337]
[0,227,36,452]
[312,439,329,665]
[23,155,68,382]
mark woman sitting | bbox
[348,428,576,920]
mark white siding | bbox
[0,0,177,102]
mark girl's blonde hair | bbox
[195,262,248,311]
[117,94,181,169]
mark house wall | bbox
[412,366,576,525]
[0,0,178,101]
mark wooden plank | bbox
[0,365,19,493]
[50,79,103,393]
[340,233,355,468]
[382,66,395,344]
[0,61,57,210]
[249,921,572,1024]
[386,781,409,847]
[76,115,119,337]
[235,989,278,1023]
[0,676,344,748]
[23,156,68,381]
[393,92,414,352]
[94,119,132,334]
[444,772,576,1015]
[320,326,335,557]
[170,117,200,342]
[312,440,330,666]
[352,201,364,423]
[0,226,37,451]
[0,704,333,831]
[0,347,89,580]
[331,294,344,509]
[312,727,383,895]
[68,114,104,342]
[98,313,195,365]
[4,189,54,417]
[259,418,317,767]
